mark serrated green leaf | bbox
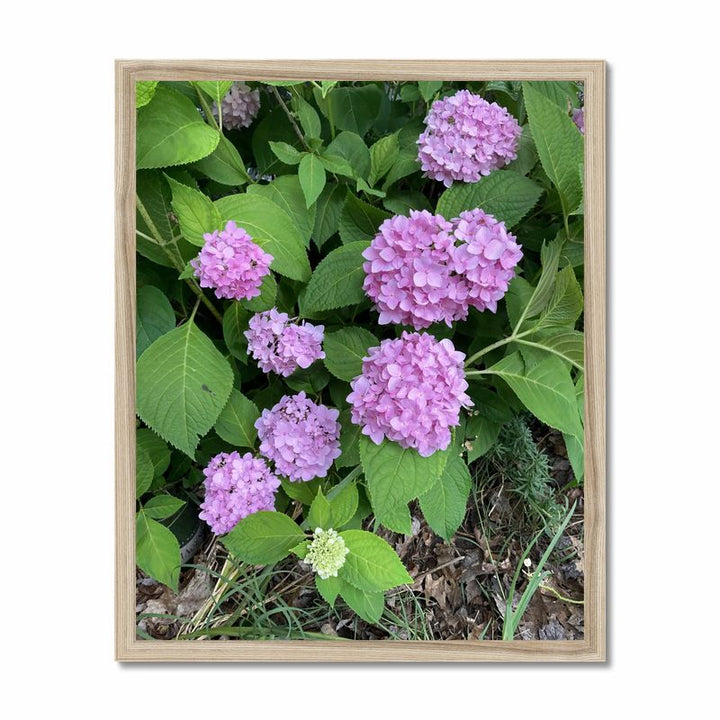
[339,529,413,591]
[368,133,399,186]
[252,109,302,175]
[326,132,371,180]
[419,453,472,541]
[521,330,584,371]
[222,303,250,362]
[535,265,583,330]
[337,408,361,468]
[338,192,390,245]
[281,477,321,506]
[136,444,154,498]
[215,194,310,281]
[136,511,181,591]
[222,511,306,564]
[269,141,303,165]
[359,435,449,533]
[329,482,358,529]
[194,134,251,186]
[466,416,502,463]
[298,154,326,208]
[143,495,186,520]
[239,272,277,313]
[214,389,259,448]
[291,540,309,559]
[284,364,331,394]
[194,80,233,106]
[301,241,370,314]
[312,182,347,249]
[523,82,584,220]
[136,321,234,458]
[136,286,175,359]
[321,85,382,136]
[137,428,171,478]
[316,575,342,607]
[382,148,420,189]
[136,81,158,109]
[418,81,442,102]
[292,94,322,138]
[383,189,433,216]
[506,124,538,176]
[338,580,384,623]
[436,170,543,228]
[307,489,332,530]
[323,327,377,381]
[318,153,355,178]
[165,175,222,246]
[137,87,220,169]
[247,175,316,247]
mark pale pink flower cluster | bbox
[213,82,260,130]
[347,332,472,457]
[363,209,522,328]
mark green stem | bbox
[195,86,221,133]
[464,329,534,368]
[136,195,224,325]
[269,86,312,152]
[514,338,583,371]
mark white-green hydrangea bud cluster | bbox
[303,528,349,580]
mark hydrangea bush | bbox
[134,78,585,629]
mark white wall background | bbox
[2,1,717,716]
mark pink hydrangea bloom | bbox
[417,90,522,186]
[213,82,260,130]
[347,332,472,457]
[255,392,341,482]
[363,209,522,328]
[199,451,280,535]
[452,209,524,314]
[244,308,325,377]
[191,220,273,301]
[572,107,585,134]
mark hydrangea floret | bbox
[417,89,522,186]
[362,209,522,328]
[572,107,585,134]
[245,308,325,377]
[199,451,280,535]
[191,220,273,301]
[213,81,260,130]
[255,392,341,481]
[303,528,349,580]
[347,331,473,457]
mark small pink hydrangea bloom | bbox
[572,107,585,134]
[213,81,260,130]
[191,220,273,301]
[347,331,473,457]
[245,308,325,377]
[199,451,280,535]
[417,89,522,186]
[255,392,341,482]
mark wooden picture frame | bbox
[116,59,605,662]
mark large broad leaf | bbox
[339,529,413,591]
[143,495,186,520]
[368,133,399,186]
[136,286,175,358]
[214,194,310,281]
[535,265,583,330]
[523,82,584,218]
[337,408,362,468]
[321,85,383,136]
[193,80,233,106]
[136,321,234,458]
[136,511,181,591]
[222,511,305,564]
[316,575,342,607]
[418,452,472,541]
[312,182,347,249]
[137,86,220,169]
[326,132,371,179]
[298,153,327,208]
[213,389,259,448]
[222,303,250,362]
[247,175,316,247]
[301,241,370,314]
[338,579,384,623]
[137,428,171,478]
[323,327,378,381]
[519,330,584,371]
[488,352,583,439]
[338,192,390,245]
[329,483,359,529]
[136,444,154,498]
[359,435,449,533]
[435,170,544,228]
[165,175,222,247]
[194,134,251,186]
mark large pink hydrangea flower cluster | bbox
[244,309,325,377]
[347,332,472,457]
[363,209,522,328]
[417,90,522,186]
[255,392,341,482]
[191,221,273,301]
[213,81,261,130]
[199,451,280,535]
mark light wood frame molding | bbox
[116,59,606,662]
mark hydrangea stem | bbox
[269,86,312,152]
[463,329,533,368]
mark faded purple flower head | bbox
[572,107,585,134]
[213,82,260,130]
[191,220,273,301]
[363,209,522,328]
[452,209,523,314]
[245,308,325,377]
[256,392,341,482]
[418,90,522,186]
[199,451,280,535]
[347,332,472,457]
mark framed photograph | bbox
[116,60,605,662]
